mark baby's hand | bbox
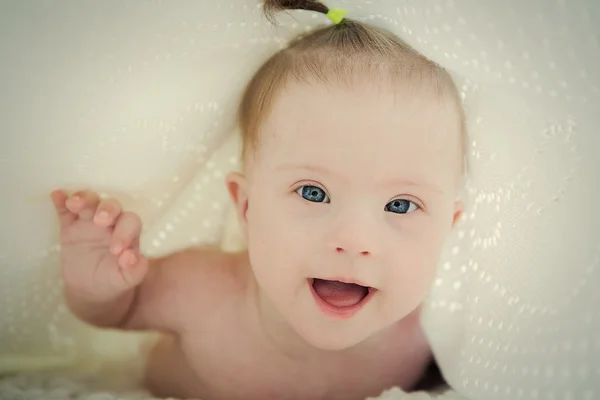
[51,190,149,302]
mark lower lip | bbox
[308,279,376,320]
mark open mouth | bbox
[308,278,376,319]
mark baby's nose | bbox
[326,210,380,256]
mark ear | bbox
[451,201,464,229]
[226,172,250,236]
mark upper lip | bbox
[310,277,373,288]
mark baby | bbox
[51,1,466,399]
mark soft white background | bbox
[0,1,598,399]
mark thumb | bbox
[115,250,149,289]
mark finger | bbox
[112,249,148,288]
[65,190,100,221]
[109,211,142,255]
[93,198,122,228]
[50,190,77,226]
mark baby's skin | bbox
[52,79,463,400]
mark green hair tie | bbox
[326,8,347,25]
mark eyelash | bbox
[292,180,326,191]
[390,196,424,211]
[292,181,329,197]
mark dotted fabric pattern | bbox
[0,1,598,399]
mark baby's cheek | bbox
[387,243,438,301]
[247,202,301,264]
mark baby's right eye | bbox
[296,185,330,203]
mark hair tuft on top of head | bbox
[238,0,468,177]
[263,0,330,24]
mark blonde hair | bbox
[238,0,467,173]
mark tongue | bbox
[312,279,368,308]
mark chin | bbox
[302,333,365,351]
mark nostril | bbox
[334,247,370,255]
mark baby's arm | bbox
[52,189,226,334]
[119,248,227,332]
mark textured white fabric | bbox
[0,1,599,399]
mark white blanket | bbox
[0,1,598,399]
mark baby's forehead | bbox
[252,81,461,188]
[262,80,462,158]
[271,78,457,123]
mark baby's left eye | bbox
[296,185,330,203]
[384,199,419,214]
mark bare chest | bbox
[178,318,431,400]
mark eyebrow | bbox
[276,163,337,177]
[274,163,445,194]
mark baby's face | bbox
[229,78,463,350]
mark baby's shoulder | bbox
[157,246,249,308]
[162,245,245,284]
[155,247,250,335]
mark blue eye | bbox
[296,185,330,203]
[385,199,418,214]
